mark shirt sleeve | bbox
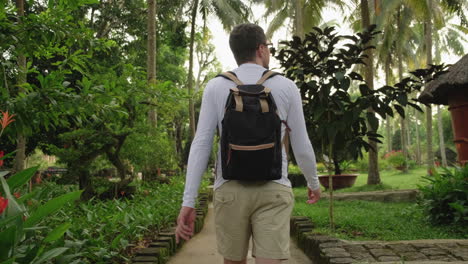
[286,81,320,190]
[182,82,218,208]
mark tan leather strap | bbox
[230,143,275,151]
[260,98,269,113]
[223,72,243,86]
[234,95,243,112]
[281,120,292,159]
[230,88,243,112]
[256,71,276,85]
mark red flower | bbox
[13,192,21,199]
[0,111,15,130]
[0,150,4,167]
[0,196,8,215]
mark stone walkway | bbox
[167,204,313,264]
[291,216,468,264]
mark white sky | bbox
[202,4,466,86]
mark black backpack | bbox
[217,70,290,181]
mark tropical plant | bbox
[419,165,468,226]
[0,109,82,264]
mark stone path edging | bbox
[290,216,468,264]
[322,189,419,203]
[131,192,209,264]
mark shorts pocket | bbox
[214,192,235,208]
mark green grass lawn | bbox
[291,166,468,241]
[292,198,468,241]
[292,166,430,194]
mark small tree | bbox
[273,25,446,230]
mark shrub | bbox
[384,150,406,168]
[418,165,468,226]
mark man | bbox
[176,23,320,264]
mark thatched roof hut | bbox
[419,54,468,105]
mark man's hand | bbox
[307,187,321,204]
[175,206,196,244]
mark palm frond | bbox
[265,5,289,39]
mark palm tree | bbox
[374,0,467,171]
[253,0,346,39]
[187,0,251,138]
[147,0,157,127]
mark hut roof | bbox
[419,54,468,105]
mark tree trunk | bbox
[416,109,422,165]
[188,0,199,139]
[13,0,26,172]
[147,0,157,127]
[437,105,447,166]
[425,0,434,172]
[406,115,411,147]
[384,57,392,153]
[294,0,304,39]
[400,116,408,172]
[362,0,380,185]
[396,8,408,172]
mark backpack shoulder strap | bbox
[256,70,281,85]
[216,71,243,86]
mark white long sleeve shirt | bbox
[182,63,319,208]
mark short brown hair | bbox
[229,24,267,65]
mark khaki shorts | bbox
[213,181,294,261]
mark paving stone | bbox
[447,247,468,260]
[429,255,458,261]
[155,237,174,253]
[149,242,170,248]
[420,247,448,256]
[364,243,384,249]
[377,255,401,262]
[457,241,468,247]
[398,251,429,261]
[369,248,397,258]
[328,257,355,264]
[386,243,417,252]
[437,242,460,251]
[137,247,166,256]
[349,252,376,262]
[296,222,314,229]
[411,242,434,249]
[319,241,345,249]
[322,247,351,258]
[343,244,367,253]
[132,256,158,262]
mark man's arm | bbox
[286,81,321,202]
[176,81,218,243]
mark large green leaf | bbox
[24,191,82,228]
[0,176,26,217]
[44,222,71,243]
[0,226,16,261]
[32,247,69,264]
[0,258,15,264]
[6,166,39,192]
